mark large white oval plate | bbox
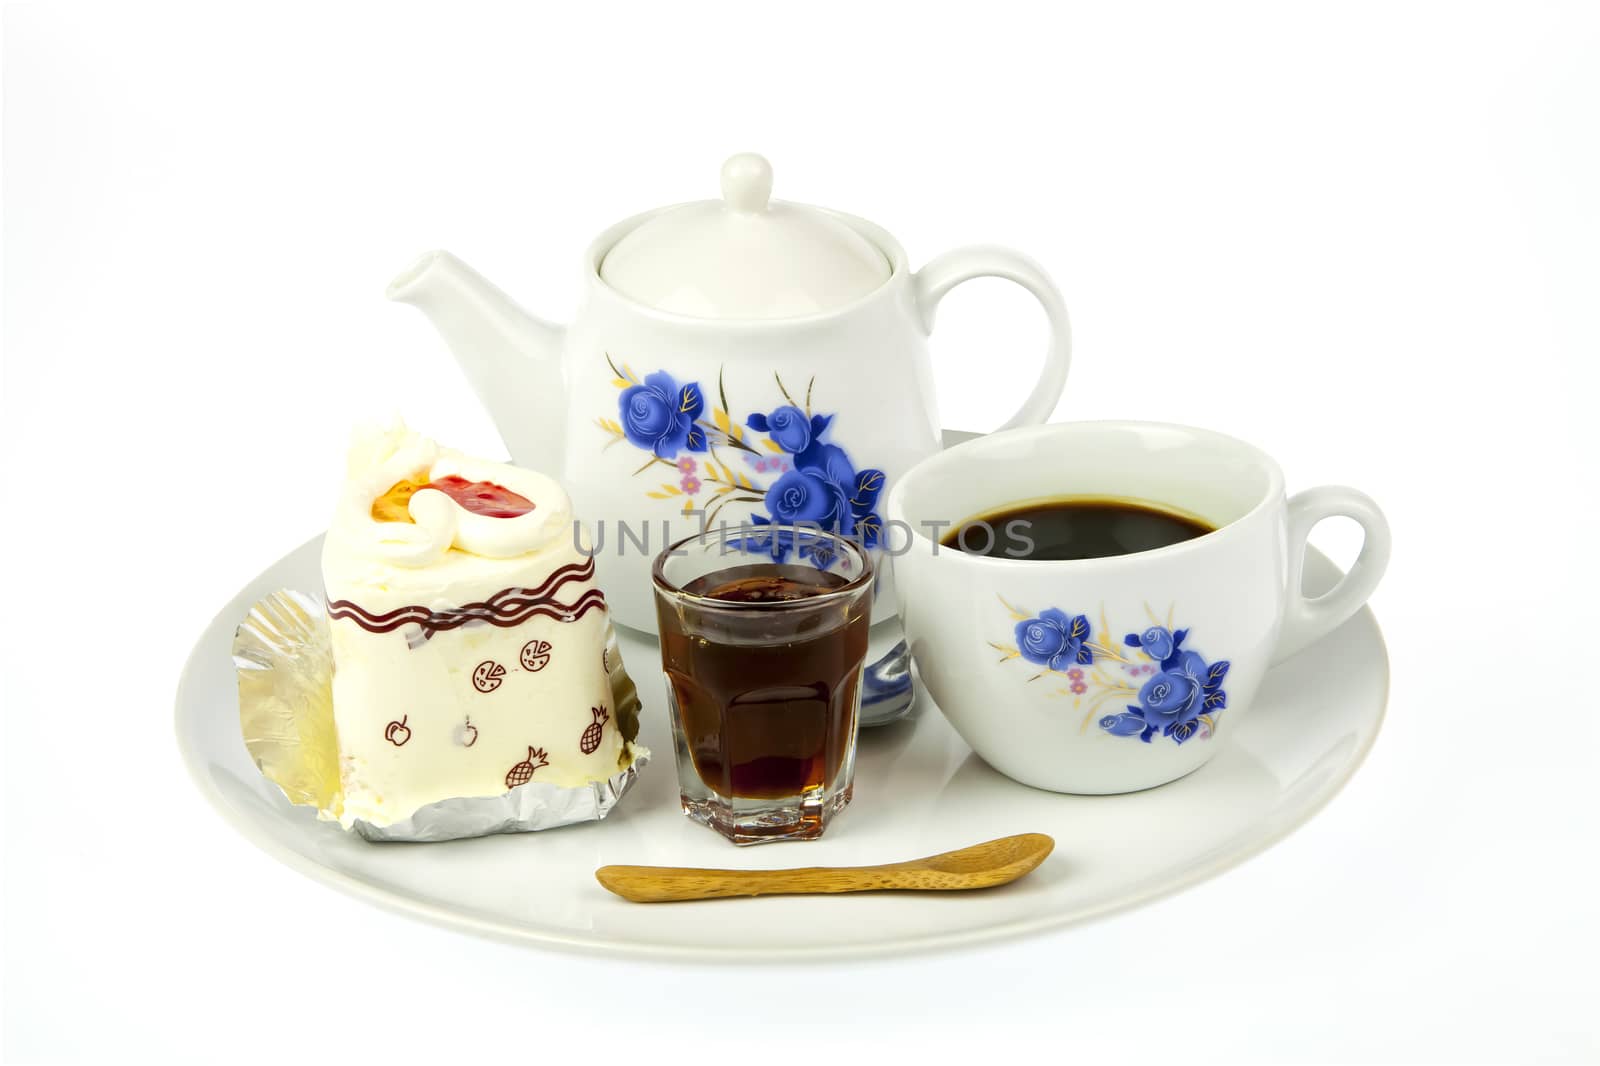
[176,537,1386,960]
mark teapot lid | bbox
[599,153,890,319]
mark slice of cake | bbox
[320,423,634,829]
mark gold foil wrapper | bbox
[233,589,648,842]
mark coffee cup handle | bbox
[1275,486,1392,663]
[913,246,1072,430]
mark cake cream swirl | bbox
[333,424,573,568]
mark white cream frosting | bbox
[331,422,572,568]
[321,421,631,828]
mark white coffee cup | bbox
[884,421,1391,794]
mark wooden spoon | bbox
[595,833,1054,903]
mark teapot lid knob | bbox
[720,153,772,214]
[599,151,889,318]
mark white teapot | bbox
[388,153,1070,633]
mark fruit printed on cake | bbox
[505,746,550,789]
[385,715,411,746]
[580,706,609,755]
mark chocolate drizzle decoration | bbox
[327,559,606,646]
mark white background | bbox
[4,2,1597,1062]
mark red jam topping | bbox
[424,475,535,518]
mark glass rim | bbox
[651,526,876,611]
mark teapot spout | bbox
[387,250,567,472]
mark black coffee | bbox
[941,497,1214,560]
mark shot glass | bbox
[652,526,874,845]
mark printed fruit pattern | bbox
[472,660,506,693]
[385,715,411,746]
[579,706,609,755]
[505,746,550,789]
[520,639,552,672]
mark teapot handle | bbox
[912,246,1072,430]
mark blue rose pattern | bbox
[995,609,1231,747]
[1015,609,1093,670]
[745,409,884,547]
[608,365,883,552]
[1098,625,1230,745]
[1134,625,1175,662]
[750,405,812,454]
[618,371,708,459]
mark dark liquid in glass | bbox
[943,497,1214,560]
[658,564,870,800]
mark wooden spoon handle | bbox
[595,863,918,903]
